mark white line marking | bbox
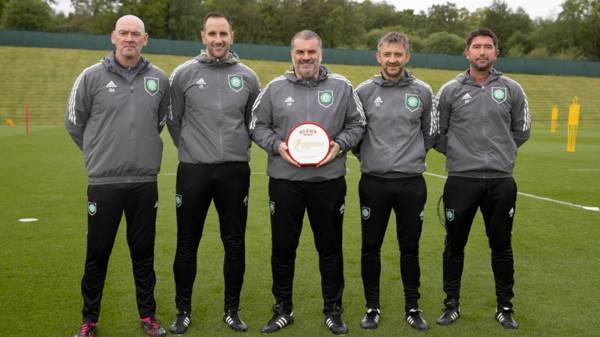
[568,169,600,172]
[422,172,599,213]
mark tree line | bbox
[1,0,599,61]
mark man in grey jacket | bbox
[434,28,531,330]
[251,30,365,335]
[65,15,169,337]
[167,11,260,334]
[354,32,436,331]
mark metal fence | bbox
[2,30,600,77]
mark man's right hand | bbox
[278,142,301,167]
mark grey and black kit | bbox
[250,66,365,314]
[168,50,260,313]
[434,68,531,310]
[65,53,169,322]
[354,71,436,313]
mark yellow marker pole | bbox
[550,104,558,133]
[567,97,580,152]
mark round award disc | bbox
[286,122,331,166]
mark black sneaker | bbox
[170,311,191,335]
[324,309,348,335]
[496,307,518,329]
[360,308,380,329]
[436,300,460,326]
[224,309,248,332]
[140,316,167,337]
[406,308,429,331]
[75,320,97,337]
[261,304,294,333]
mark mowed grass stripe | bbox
[1,46,600,125]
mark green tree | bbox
[0,0,53,31]
[120,0,168,38]
[167,0,205,40]
[426,2,471,36]
[479,0,532,54]
[422,31,464,54]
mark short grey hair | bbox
[377,32,410,52]
[291,30,322,49]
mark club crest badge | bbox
[318,90,333,108]
[405,94,420,112]
[491,87,507,103]
[175,194,183,208]
[144,77,159,96]
[88,202,97,216]
[361,206,371,220]
[445,208,455,222]
[228,74,243,92]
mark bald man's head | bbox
[111,15,148,66]
[115,15,145,33]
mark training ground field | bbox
[1,47,599,337]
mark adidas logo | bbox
[196,78,207,89]
[284,96,295,106]
[462,92,472,103]
[374,96,383,107]
[105,80,117,92]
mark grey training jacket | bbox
[354,71,436,178]
[65,53,169,185]
[250,66,366,182]
[168,51,261,163]
[434,68,531,178]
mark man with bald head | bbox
[66,15,169,337]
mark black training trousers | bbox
[173,162,249,313]
[82,182,158,322]
[359,174,426,312]
[442,176,517,308]
[269,177,346,314]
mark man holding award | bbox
[250,30,365,335]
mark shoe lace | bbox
[408,308,423,318]
[79,321,95,335]
[328,311,344,326]
[142,316,161,329]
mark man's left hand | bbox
[316,141,341,167]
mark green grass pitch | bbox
[1,47,599,337]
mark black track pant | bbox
[173,162,249,313]
[359,174,426,312]
[269,177,346,314]
[82,182,158,322]
[442,176,517,308]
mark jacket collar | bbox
[195,50,240,66]
[284,65,330,87]
[103,52,150,75]
[459,67,503,86]
[371,69,414,87]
